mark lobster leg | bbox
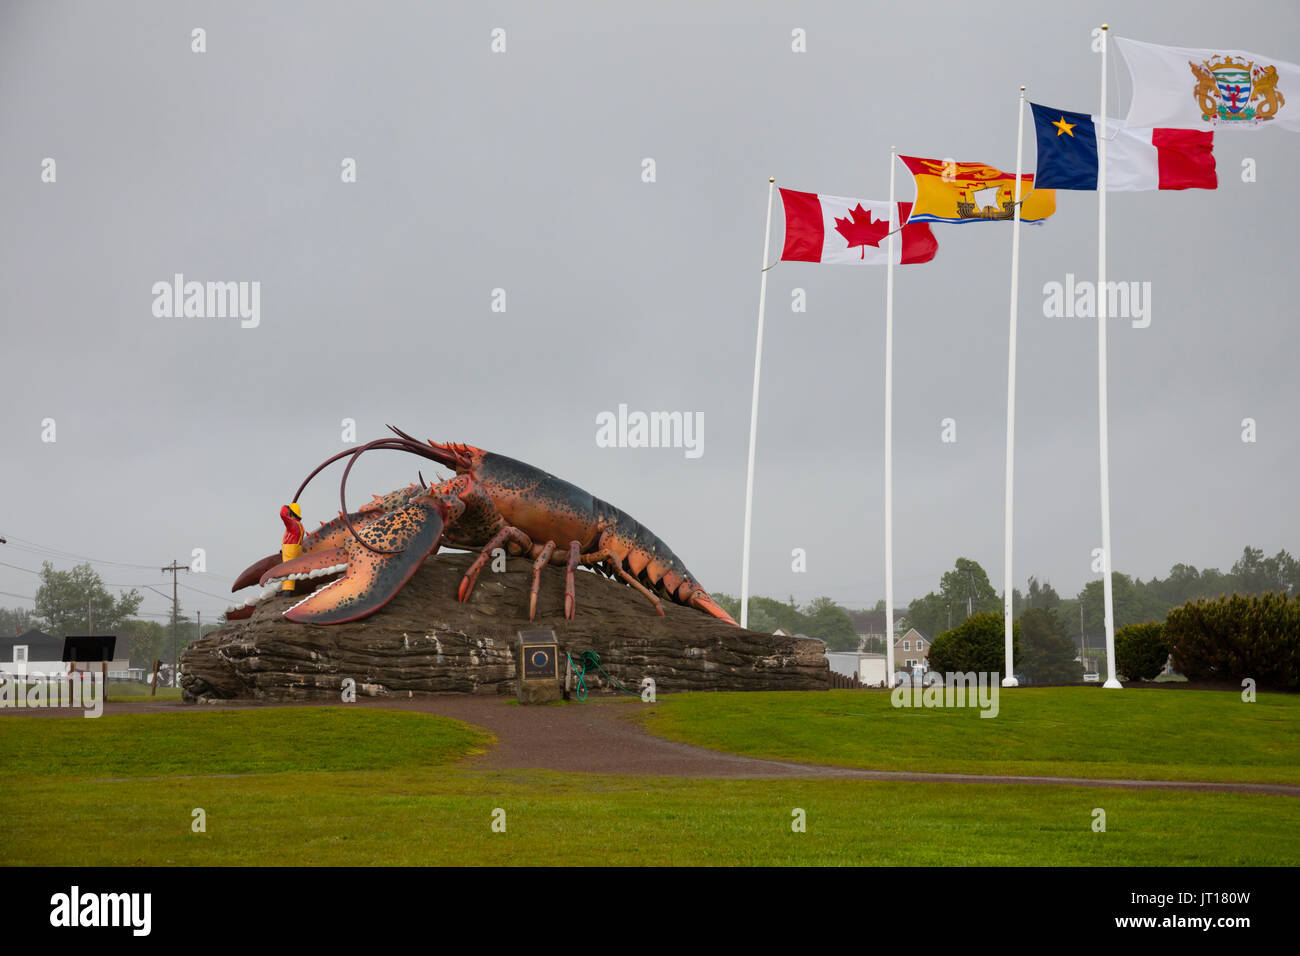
[457,525,534,603]
[534,543,666,621]
[528,541,556,620]
[580,548,665,617]
[564,541,581,620]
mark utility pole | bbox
[161,560,189,686]
[87,597,93,635]
[1080,599,1086,670]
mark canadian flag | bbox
[779,189,938,265]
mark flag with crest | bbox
[1115,37,1299,132]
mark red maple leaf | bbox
[833,204,890,258]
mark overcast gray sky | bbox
[2,0,1297,627]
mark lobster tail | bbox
[592,501,737,626]
[687,589,739,626]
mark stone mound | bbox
[181,552,828,701]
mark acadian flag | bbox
[1030,103,1217,191]
[1115,37,1300,133]
[779,189,937,265]
[898,156,1055,224]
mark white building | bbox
[825,651,889,687]
[0,630,69,677]
[0,630,131,679]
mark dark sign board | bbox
[517,629,558,681]
[62,636,116,662]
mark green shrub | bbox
[1115,621,1170,681]
[927,611,1018,677]
[1166,593,1300,690]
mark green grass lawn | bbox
[0,708,491,777]
[641,687,1300,785]
[1,702,1295,866]
[107,681,183,701]
[5,765,1296,866]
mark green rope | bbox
[565,651,589,702]
[565,650,641,701]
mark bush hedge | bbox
[927,611,1018,677]
[1166,593,1300,690]
[1115,621,1170,681]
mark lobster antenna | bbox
[339,441,408,556]
[387,424,422,444]
[293,429,456,555]
[293,438,418,503]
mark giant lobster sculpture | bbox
[229,427,737,627]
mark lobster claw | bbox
[258,547,348,588]
[282,498,448,625]
[232,553,283,592]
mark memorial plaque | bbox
[515,629,561,704]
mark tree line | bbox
[0,562,222,668]
[4,546,1292,663]
[714,545,1296,654]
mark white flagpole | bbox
[1098,24,1122,688]
[885,149,897,683]
[1003,86,1026,689]
[739,177,776,630]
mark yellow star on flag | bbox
[1053,116,1076,137]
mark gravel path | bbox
[15,694,1295,796]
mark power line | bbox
[0,591,219,620]
[1,551,237,608]
[0,559,231,606]
[0,534,236,582]
[1,536,163,571]
[179,582,235,602]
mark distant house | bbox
[824,626,932,686]
[0,630,131,679]
[847,610,888,651]
[895,627,931,673]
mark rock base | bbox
[181,552,828,701]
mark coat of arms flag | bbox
[898,156,1056,225]
[778,190,938,265]
[1115,37,1298,132]
[1030,103,1217,191]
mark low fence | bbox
[828,670,866,690]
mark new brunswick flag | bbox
[899,155,1056,224]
